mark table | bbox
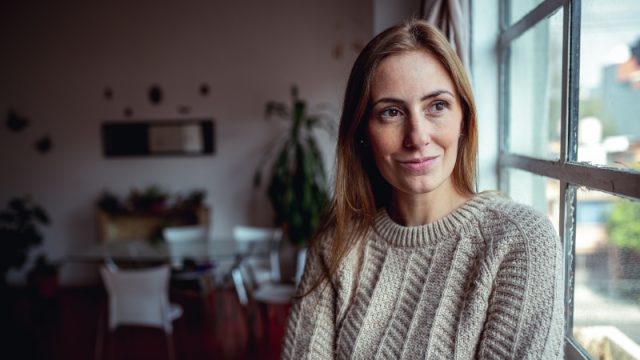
[67,238,272,265]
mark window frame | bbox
[496,0,640,358]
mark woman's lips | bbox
[397,156,439,172]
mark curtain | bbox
[421,0,471,74]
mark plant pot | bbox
[277,231,305,284]
[28,271,58,299]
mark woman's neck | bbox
[388,182,471,227]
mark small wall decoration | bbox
[101,118,215,157]
[123,107,134,118]
[332,41,344,60]
[6,110,29,132]
[148,85,163,105]
[35,135,52,154]
[178,105,191,115]
[199,83,210,96]
[103,87,114,100]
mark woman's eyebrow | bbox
[371,89,455,106]
[420,90,455,101]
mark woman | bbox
[282,19,564,359]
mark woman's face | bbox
[366,50,463,199]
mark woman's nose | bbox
[403,112,430,149]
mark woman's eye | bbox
[380,108,401,118]
[430,101,448,113]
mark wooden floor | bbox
[1,285,291,360]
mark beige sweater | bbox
[282,192,564,359]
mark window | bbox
[498,0,640,358]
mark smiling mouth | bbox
[397,156,439,171]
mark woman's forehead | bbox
[369,51,457,100]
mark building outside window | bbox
[497,0,640,358]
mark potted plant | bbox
[126,185,169,214]
[0,196,50,290]
[27,254,58,299]
[254,86,333,278]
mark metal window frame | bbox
[497,0,640,359]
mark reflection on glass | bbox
[573,188,640,358]
[578,0,640,172]
[509,9,563,159]
[508,0,545,25]
[507,168,560,233]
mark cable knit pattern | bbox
[282,192,564,359]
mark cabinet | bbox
[96,207,210,242]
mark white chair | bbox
[163,225,216,293]
[163,225,207,242]
[252,247,307,305]
[232,226,283,286]
[231,247,307,350]
[231,246,307,306]
[97,264,183,360]
[163,225,209,269]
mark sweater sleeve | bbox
[281,240,337,360]
[477,210,565,359]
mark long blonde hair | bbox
[306,19,478,294]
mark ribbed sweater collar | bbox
[373,191,499,247]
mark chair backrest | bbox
[100,265,174,333]
[295,248,307,286]
[233,225,283,281]
[163,225,208,243]
[232,226,282,243]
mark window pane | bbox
[573,188,640,358]
[578,0,640,172]
[507,168,560,233]
[508,9,563,160]
[508,0,545,25]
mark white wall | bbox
[373,0,420,34]
[0,0,372,285]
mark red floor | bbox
[1,286,290,360]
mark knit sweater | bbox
[282,191,564,359]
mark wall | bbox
[0,0,372,285]
[373,0,420,34]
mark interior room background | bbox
[0,0,441,286]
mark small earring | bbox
[359,138,366,146]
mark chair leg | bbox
[166,332,176,360]
[231,267,248,306]
[261,302,271,351]
[94,304,106,360]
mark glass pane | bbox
[507,168,560,234]
[508,9,563,160]
[573,188,640,358]
[508,0,545,25]
[578,0,640,172]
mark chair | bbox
[163,225,208,268]
[97,264,183,360]
[163,225,207,242]
[163,225,216,295]
[232,226,283,286]
[231,247,307,353]
[252,247,307,305]
[231,247,306,311]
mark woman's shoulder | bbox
[474,191,559,246]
